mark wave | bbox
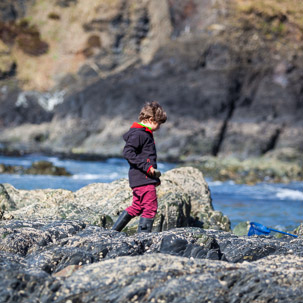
[208,180,235,187]
[72,173,120,180]
[207,180,223,186]
[276,188,303,200]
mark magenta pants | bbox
[126,184,158,219]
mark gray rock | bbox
[205,229,303,263]
[1,219,303,303]
[2,167,231,232]
[52,253,303,303]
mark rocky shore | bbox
[183,152,303,184]
[1,3,303,298]
[0,166,302,302]
[0,220,303,303]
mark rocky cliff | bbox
[0,0,303,162]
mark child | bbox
[112,101,167,233]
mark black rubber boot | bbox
[112,210,133,232]
[137,217,154,233]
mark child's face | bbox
[150,121,160,132]
[143,119,160,132]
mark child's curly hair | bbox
[139,101,167,124]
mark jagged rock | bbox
[50,254,303,303]
[0,219,303,303]
[205,229,303,263]
[2,167,231,232]
[0,221,225,274]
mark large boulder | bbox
[1,167,230,232]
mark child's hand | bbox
[154,169,161,178]
[148,167,161,178]
[148,167,155,176]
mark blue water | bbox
[208,180,303,230]
[0,155,302,230]
[0,154,175,191]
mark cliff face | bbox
[0,0,303,160]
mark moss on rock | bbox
[186,154,303,184]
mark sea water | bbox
[0,154,302,230]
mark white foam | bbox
[72,173,120,180]
[208,180,223,186]
[276,188,303,200]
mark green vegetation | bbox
[238,0,303,29]
[60,213,67,219]
[2,232,10,239]
[236,0,303,42]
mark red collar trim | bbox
[131,122,153,134]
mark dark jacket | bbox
[123,122,159,188]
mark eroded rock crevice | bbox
[212,73,243,156]
[261,126,283,154]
